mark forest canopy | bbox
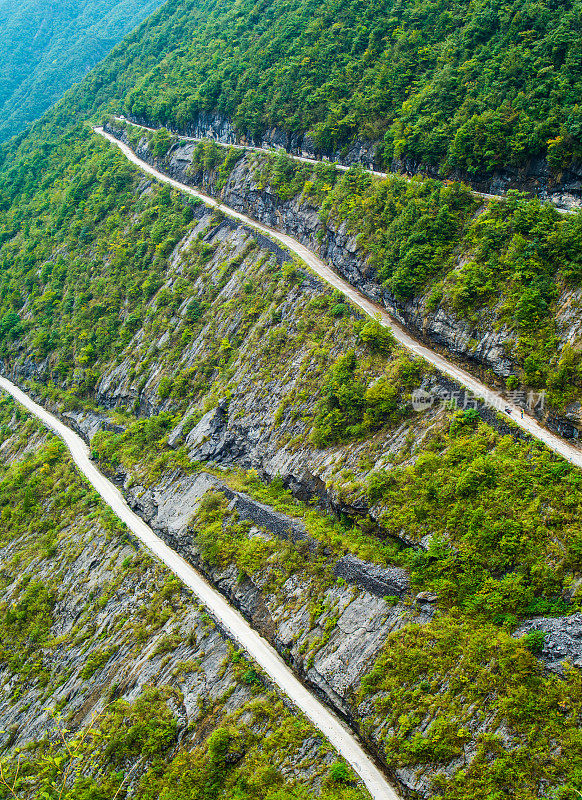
[60,0,582,174]
[0,0,164,142]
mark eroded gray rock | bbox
[63,410,125,441]
[334,554,410,599]
[513,613,582,674]
[185,400,229,459]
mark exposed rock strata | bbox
[104,123,581,440]
[119,464,434,793]
[334,555,410,599]
[513,614,582,675]
[127,113,582,210]
[0,440,336,793]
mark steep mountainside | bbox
[108,121,582,436]
[60,0,582,190]
[0,0,582,797]
[0,400,368,800]
[2,175,582,797]
[0,0,163,142]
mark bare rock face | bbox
[126,470,221,537]
[104,121,580,427]
[224,491,309,544]
[513,614,582,674]
[158,138,538,383]
[401,300,515,378]
[167,411,194,448]
[128,115,582,209]
[119,465,436,767]
[125,470,310,545]
[334,554,410,599]
[184,399,229,459]
[62,409,127,441]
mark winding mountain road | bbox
[96,126,582,470]
[112,116,576,214]
[0,374,397,800]
[8,125,574,798]
[0,119,574,800]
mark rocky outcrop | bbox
[184,400,229,460]
[394,154,582,212]
[128,111,379,170]
[62,409,125,440]
[126,113,582,210]
[222,489,309,545]
[0,439,343,796]
[118,463,435,787]
[124,469,311,545]
[513,614,582,675]
[334,554,410,599]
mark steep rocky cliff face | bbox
[6,199,525,541]
[4,147,582,798]
[0,206,437,790]
[120,467,437,793]
[0,202,505,796]
[127,113,582,212]
[4,202,435,519]
[0,407,371,799]
[128,111,381,175]
[104,122,582,441]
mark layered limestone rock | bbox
[4,152,581,796]
[129,112,379,170]
[119,465,433,757]
[3,208,533,538]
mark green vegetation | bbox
[360,615,582,799]
[0,0,163,142]
[191,492,280,577]
[0,132,196,386]
[187,410,582,627]
[154,439,582,798]
[80,0,582,175]
[317,166,480,300]
[0,0,581,795]
[0,689,366,800]
[311,349,421,445]
[364,414,582,621]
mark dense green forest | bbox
[0,0,581,796]
[49,0,582,173]
[0,0,163,141]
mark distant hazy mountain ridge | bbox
[0,0,163,141]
